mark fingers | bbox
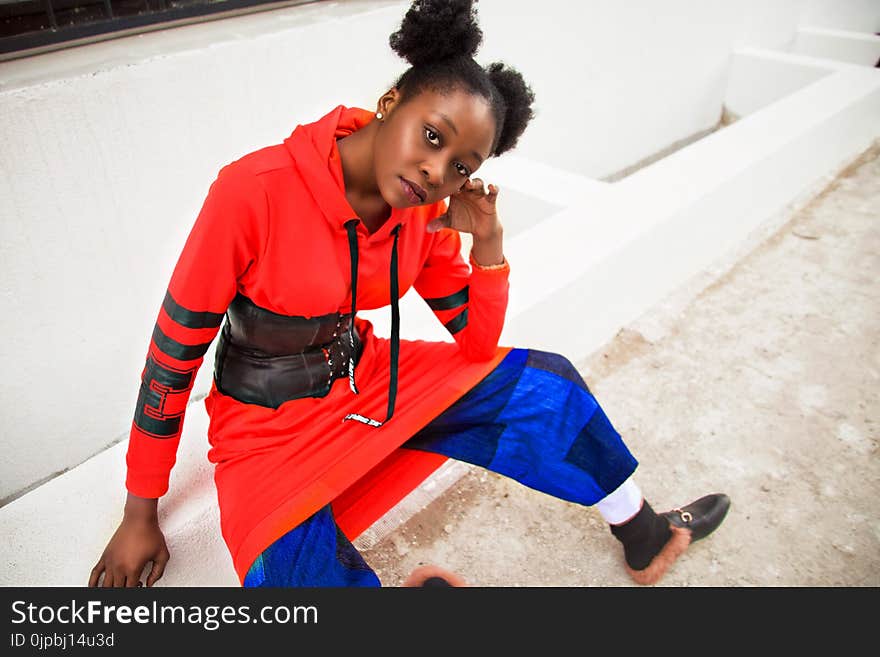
[426,214,450,234]
[106,569,149,588]
[463,178,499,203]
[466,178,486,195]
[146,548,170,587]
[91,561,148,588]
[88,561,104,588]
[101,570,115,588]
[434,178,500,237]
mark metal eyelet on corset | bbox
[322,347,332,389]
[325,314,343,389]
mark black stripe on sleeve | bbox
[133,356,196,438]
[424,286,469,311]
[444,308,468,335]
[151,324,213,361]
[162,290,225,329]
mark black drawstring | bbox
[386,224,401,421]
[343,220,402,428]
[344,220,360,396]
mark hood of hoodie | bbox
[283,105,421,242]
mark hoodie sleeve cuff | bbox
[125,471,170,499]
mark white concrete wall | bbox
[0,0,407,503]
[793,27,880,66]
[1,0,879,504]
[724,49,834,118]
[800,0,880,32]
[478,0,808,180]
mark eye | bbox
[455,163,470,177]
[424,127,441,147]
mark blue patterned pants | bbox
[243,349,638,587]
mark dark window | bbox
[1,0,319,60]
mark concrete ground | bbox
[360,144,880,587]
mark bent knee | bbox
[525,350,590,390]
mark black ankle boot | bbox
[611,493,731,585]
[661,493,731,542]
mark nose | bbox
[420,157,445,188]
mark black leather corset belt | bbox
[213,293,362,409]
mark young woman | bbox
[89,0,729,589]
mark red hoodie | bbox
[125,106,511,582]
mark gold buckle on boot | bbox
[672,509,693,523]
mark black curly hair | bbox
[388,0,535,157]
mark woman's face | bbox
[373,86,496,209]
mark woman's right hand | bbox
[88,493,170,588]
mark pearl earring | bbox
[376,112,383,120]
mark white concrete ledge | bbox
[0,403,240,586]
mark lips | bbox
[400,177,426,204]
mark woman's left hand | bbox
[426,178,502,242]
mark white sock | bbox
[596,477,644,525]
